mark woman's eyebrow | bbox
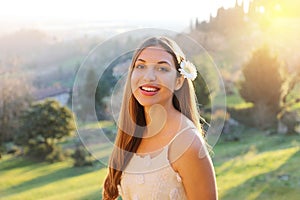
[136,59,171,66]
[136,58,146,62]
[157,60,171,66]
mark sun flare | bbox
[258,6,265,14]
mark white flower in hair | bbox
[179,60,197,81]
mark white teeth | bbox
[141,87,158,92]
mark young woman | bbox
[103,36,218,200]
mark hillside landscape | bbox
[0,0,300,199]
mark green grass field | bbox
[213,129,300,200]
[0,156,106,200]
[1,128,299,200]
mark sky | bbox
[0,0,249,34]
[0,0,248,22]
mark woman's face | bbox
[131,46,183,108]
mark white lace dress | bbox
[118,127,191,200]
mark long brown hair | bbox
[103,36,203,199]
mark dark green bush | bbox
[5,142,21,155]
[227,106,255,127]
[45,146,66,163]
[72,145,94,167]
[24,141,53,161]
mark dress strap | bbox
[167,126,193,147]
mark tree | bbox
[17,99,75,161]
[277,67,300,134]
[0,65,33,150]
[78,67,99,121]
[192,54,220,109]
[239,45,287,128]
[95,59,118,120]
[76,65,117,121]
[193,72,211,108]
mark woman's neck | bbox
[143,103,177,138]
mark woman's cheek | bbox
[130,71,140,92]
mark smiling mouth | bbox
[139,86,160,96]
[140,86,160,92]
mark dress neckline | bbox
[134,146,168,160]
[133,126,192,160]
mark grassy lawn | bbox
[0,156,106,200]
[1,127,299,199]
[214,129,300,200]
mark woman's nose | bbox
[143,68,156,81]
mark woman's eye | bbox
[135,64,145,69]
[157,66,170,72]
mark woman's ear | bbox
[175,76,185,91]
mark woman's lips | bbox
[139,85,160,96]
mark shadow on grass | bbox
[221,149,300,200]
[2,159,100,197]
[214,131,299,166]
[0,155,36,171]
[82,188,123,200]
[81,188,103,200]
[252,134,300,153]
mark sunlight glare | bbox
[274,4,281,12]
[0,0,240,22]
[259,6,265,14]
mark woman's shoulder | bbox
[177,113,205,141]
[168,115,208,166]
